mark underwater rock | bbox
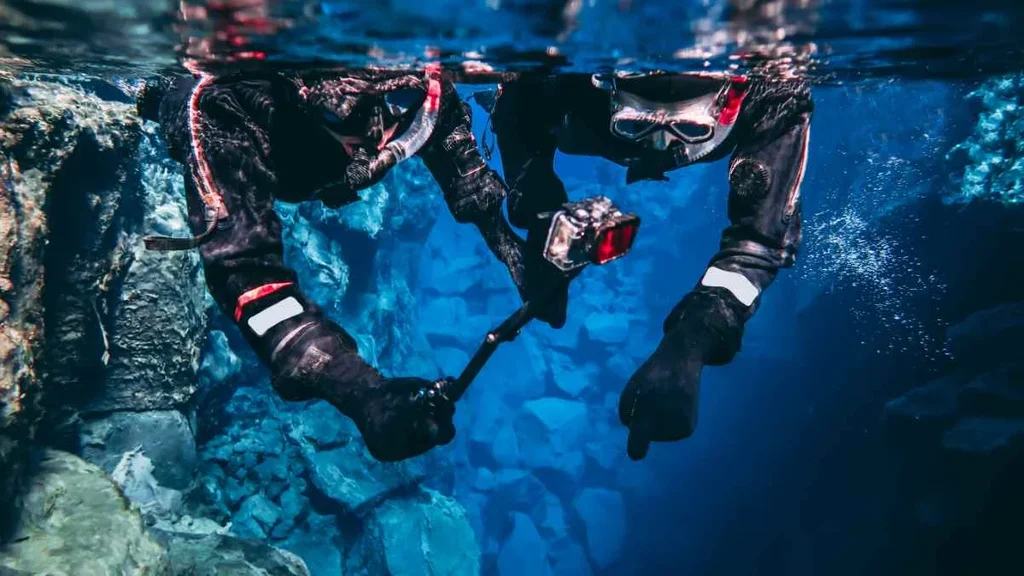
[582,312,633,345]
[235,494,282,535]
[81,409,197,490]
[529,488,569,544]
[958,366,1024,416]
[0,450,169,575]
[111,448,184,522]
[497,513,552,576]
[0,124,45,539]
[291,400,355,450]
[572,488,626,570]
[548,352,598,398]
[90,128,205,414]
[278,510,343,576]
[0,78,204,454]
[469,467,497,492]
[584,435,624,472]
[534,312,583,350]
[300,436,426,515]
[433,346,471,378]
[945,301,1024,371]
[348,488,481,576]
[477,334,548,402]
[194,330,243,441]
[946,74,1024,204]
[198,331,242,387]
[550,541,594,576]
[491,424,521,468]
[515,398,588,478]
[424,252,488,295]
[491,468,547,514]
[421,296,476,341]
[941,417,1024,456]
[884,374,964,433]
[606,353,636,380]
[150,529,311,576]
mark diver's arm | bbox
[490,80,570,229]
[159,78,383,403]
[418,82,528,294]
[144,77,456,461]
[668,79,814,363]
[618,79,813,459]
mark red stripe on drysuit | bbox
[234,282,294,321]
[424,63,442,112]
[188,74,228,216]
[786,125,811,217]
[718,78,749,126]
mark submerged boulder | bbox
[348,488,480,576]
[572,488,627,570]
[80,409,197,490]
[515,398,588,481]
[945,302,1024,370]
[150,529,310,576]
[300,433,426,515]
[0,450,168,575]
[550,541,594,576]
[497,513,552,576]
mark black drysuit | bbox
[139,70,527,462]
[486,72,813,458]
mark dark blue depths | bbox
[192,76,1024,576]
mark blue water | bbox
[2,1,1023,575]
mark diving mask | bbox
[609,84,726,151]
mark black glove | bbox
[263,312,455,463]
[346,377,456,462]
[343,148,397,193]
[518,214,578,329]
[618,291,744,461]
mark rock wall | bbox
[0,83,47,540]
[946,74,1024,204]
[881,74,1024,576]
[0,77,207,519]
[1,76,482,574]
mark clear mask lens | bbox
[611,118,657,140]
[669,121,714,142]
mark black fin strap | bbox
[143,211,219,251]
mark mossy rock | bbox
[0,450,169,575]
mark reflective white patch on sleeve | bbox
[701,267,759,307]
[247,297,304,336]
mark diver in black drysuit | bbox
[483,71,813,460]
[136,69,548,463]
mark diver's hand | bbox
[617,327,709,461]
[342,148,396,194]
[347,377,456,462]
[520,215,577,329]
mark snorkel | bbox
[341,64,443,191]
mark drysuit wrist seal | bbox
[663,290,745,366]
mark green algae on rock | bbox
[0,450,169,576]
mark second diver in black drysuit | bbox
[482,70,813,460]
[136,67,557,462]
